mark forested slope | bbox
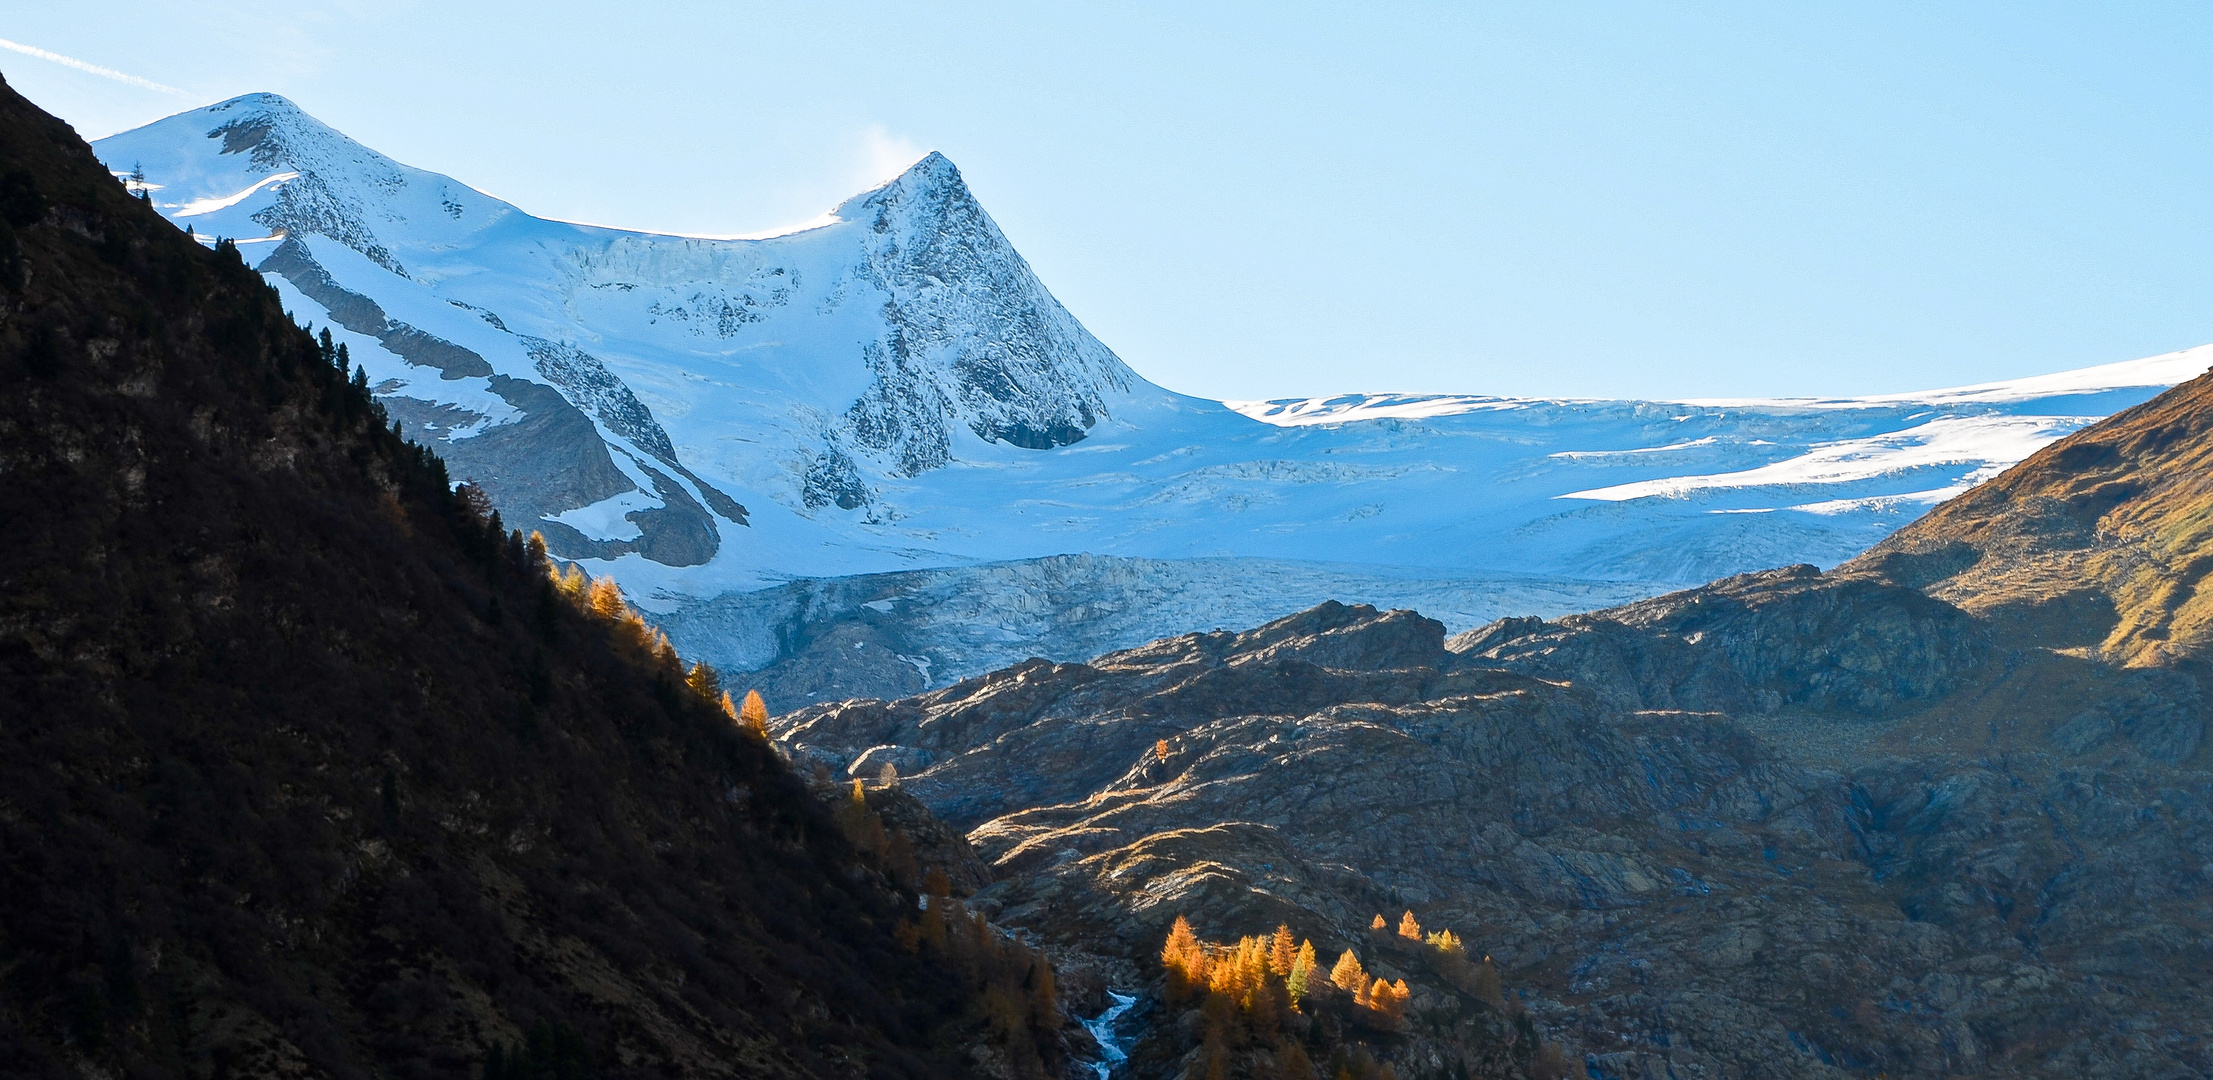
[0,73,1066,1080]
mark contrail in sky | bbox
[0,37,186,95]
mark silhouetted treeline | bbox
[0,71,1046,1079]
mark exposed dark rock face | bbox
[1450,564,1991,717]
[260,236,492,377]
[780,582,2213,1078]
[804,445,873,510]
[843,153,1127,461]
[538,460,721,568]
[260,238,737,562]
[522,336,675,460]
[207,94,405,273]
[0,76,1071,1080]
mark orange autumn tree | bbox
[738,689,769,736]
[1159,917,1333,1078]
[1355,977,1413,1027]
[1155,916,1563,1077]
[685,660,721,700]
[587,575,626,620]
[1269,924,1297,976]
[1162,916,1207,1001]
[1329,948,1367,993]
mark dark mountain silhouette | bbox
[0,74,1071,1080]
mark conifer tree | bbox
[1370,914,1387,933]
[588,576,626,620]
[918,897,948,950]
[1287,940,1317,1005]
[686,661,721,700]
[1358,978,1410,1025]
[1029,953,1061,1030]
[1269,923,1296,975]
[1397,911,1422,941]
[738,689,769,736]
[1209,946,1243,997]
[1163,916,1205,1000]
[1330,949,1366,993]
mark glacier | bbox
[93,93,2213,702]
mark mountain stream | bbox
[1082,991,1138,1079]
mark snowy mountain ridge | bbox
[91,94,2213,697]
[97,92,1151,569]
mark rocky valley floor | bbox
[777,552,2213,1077]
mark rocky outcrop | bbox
[1449,564,1990,717]
[258,236,727,564]
[778,597,2213,1078]
[839,153,1133,461]
[661,555,1659,710]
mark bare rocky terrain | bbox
[776,367,2213,1078]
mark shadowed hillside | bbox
[0,74,1074,1080]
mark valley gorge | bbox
[780,366,2213,1078]
[4,56,2213,1080]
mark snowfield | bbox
[94,94,2212,698]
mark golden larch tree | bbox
[1397,911,1422,941]
[1358,978,1410,1024]
[738,689,769,736]
[587,575,626,620]
[1269,924,1296,975]
[1163,916,1205,999]
[1330,949,1367,993]
[686,661,721,700]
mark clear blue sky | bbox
[9,2,2213,401]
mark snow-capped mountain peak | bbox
[118,93,517,276]
[93,96,2213,683]
[95,96,1168,575]
[832,149,963,220]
